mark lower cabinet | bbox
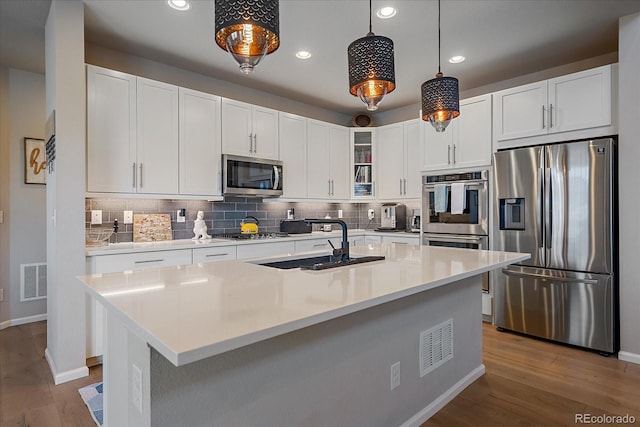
[351,235,381,246]
[192,245,237,263]
[294,237,343,253]
[380,235,420,245]
[236,241,295,260]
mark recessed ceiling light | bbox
[376,6,397,19]
[449,55,465,64]
[296,51,312,60]
[167,0,190,11]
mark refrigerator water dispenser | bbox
[499,198,525,230]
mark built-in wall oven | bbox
[422,170,490,292]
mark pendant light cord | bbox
[438,0,441,74]
[368,0,373,34]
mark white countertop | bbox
[85,229,421,256]
[77,244,528,366]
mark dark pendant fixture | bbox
[214,0,280,74]
[421,0,459,132]
[348,0,396,111]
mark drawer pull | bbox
[313,243,327,247]
[205,253,228,257]
[134,259,164,264]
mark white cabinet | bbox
[380,235,420,245]
[87,65,137,193]
[377,119,422,199]
[351,235,381,246]
[136,77,180,194]
[493,65,613,143]
[294,237,343,253]
[279,112,308,198]
[193,245,237,263]
[178,88,222,197]
[236,241,295,260]
[221,98,279,159]
[307,120,350,200]
[423,94,492,172]
[351,128,376,199]
[87,66,180,195]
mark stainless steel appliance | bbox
[409,209,421,233]
[422,171,489,235]
[493,138,617,354]
[222,154,283,197]
[377,203,406,231]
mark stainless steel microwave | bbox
[222,154,283,197]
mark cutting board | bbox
[133,214,173,242]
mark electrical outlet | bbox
[91,210,102,225]
[0,288,4,302]
[132,363,143,413]
[338,209,343,218]
[390,361,400,390]
[124,210,133,224]
[367,209,375,220]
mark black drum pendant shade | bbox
[214,0,280,74]
[421,0,459,132]
[347,0,396,111]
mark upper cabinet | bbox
[351,128,376,199]
[493,64,614,147]
[377,119,421,200]
[87,66,180,195]
[221,98,279,159]
[422,94,492,172]
[178,88,222,197]
[279,112,308,199]
[307,120,350,200]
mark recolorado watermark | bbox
[575,413,636,424]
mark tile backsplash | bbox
[85,197,420,244]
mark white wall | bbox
[0,67,47,328]
[618,12,640,363]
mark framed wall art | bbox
[24,137,46,185]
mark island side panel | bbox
[148,276,483,427]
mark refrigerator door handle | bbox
[545,166,552,252]
[537,167,544,249]
[501,269,598,285]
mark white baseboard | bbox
[0,313,47,330]
[618,351,640,365]
[400,364,486,427]
[45,348,89,385]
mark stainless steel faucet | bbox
[303,219,349,262]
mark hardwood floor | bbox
[1,321,638,426]
[0,322,101,427]
[425,323,640,426]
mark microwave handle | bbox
[273,165,280,190]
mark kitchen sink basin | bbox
[254,254,385,270]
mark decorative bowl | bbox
[86,228,114,247]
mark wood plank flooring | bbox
[1,321,638,426]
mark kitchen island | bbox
[77,243,528,427]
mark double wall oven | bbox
[422,170,489,291]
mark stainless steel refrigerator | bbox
[492,138,617,354]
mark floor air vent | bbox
[20,262,47,301]
[419,318,453,377]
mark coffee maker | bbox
[378,203,406,231]
[409,209,421,233]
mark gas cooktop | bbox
[211,232,290,240]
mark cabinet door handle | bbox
[313,243,327,247]
[453,144,457,164]
[134,259,164,264]
[403,178,407,195]
[253,134,257,153]
[139,163,143,188]
[447,145,451,164]
[331,179,334,196]
[542,105,546,129]
[248,133,253,152]
[205,253,228,257]
[549,104,553,128]
[328,179,331,195]
[400,179,403,195]
[132,163,136,188]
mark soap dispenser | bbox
[323,214,332,232]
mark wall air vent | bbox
[419,318,453,377]
[20,262,47,301]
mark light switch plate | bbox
[0,210,4,224]
[124,210,133,224]
[177,210,185,223]
[91,210,102,225]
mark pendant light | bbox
[214,0,280,74]
[348,0,396,111]
[421,0,459,132]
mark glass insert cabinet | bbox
[351,128,376,198]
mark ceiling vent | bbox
[352,113,373,127]
[419,318,453,377]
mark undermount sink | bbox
[253,254,386,270]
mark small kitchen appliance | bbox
[280,220,311,234]
[240,216,259,234]
[409,209,421,232]
[377,203,406,231]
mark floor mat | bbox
[78,382,103,426]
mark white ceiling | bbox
[1,0,639,116]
